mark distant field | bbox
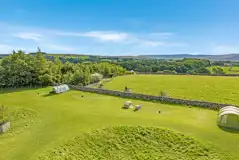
[47,54,90,59]
[104,75,239,105]
[0,88,238,159]
[208,66,239,74]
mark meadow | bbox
[0,87,239,159]
[208,66,239,74]
[104,74,239,105]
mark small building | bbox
[218,106,239,129]
[52,84,70,94]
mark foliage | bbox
[115,58,211,74]
[91,73,103,83]
[212,67,225,74]
[159,91,168,97]
[98,83,104,88]
[32,53,217,74]
[207,66,239,74]
[195,67,211,74]
[39,126,226,160]
[0,50,126,87]
[16,52,239,75]
[124,86,132,93]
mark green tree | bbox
[212,67,225,74]
[195,67,211,74]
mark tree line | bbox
[42,54,226,74]
[115,58,213,74]
[0,50,127,88]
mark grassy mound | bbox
[1,106,38,136]
[39,126,226,160]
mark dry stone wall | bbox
[136,72,239,77]
[69,85,236,110]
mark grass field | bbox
[0,87,239,159]
[208,66,239,74]
[39,126,226,160]
[104,75,239,105]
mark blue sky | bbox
[0,0,239,55]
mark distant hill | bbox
[0,54,8,58]
[139,54,239,61]
[1,53,239,61]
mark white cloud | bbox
[0,23,188,55]
[55,31,129,42]
[138,40,186,47]
[83,31,129,42]
[14,32,43,41]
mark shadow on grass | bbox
[0,86,44,95]
[219,126,239,134]
[43,92,58,97]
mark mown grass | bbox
[0,106,38,143]
[207,66,239,74]
[39,126,227,160]
[0,88,238,159]
[104,74,239,105]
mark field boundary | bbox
[136,72,239,77]
[69,85,236,110]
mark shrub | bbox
[212,67,225,74]
[163,70,177,74]
[91,73,103,83]
[98,83,104,89]
[124,86,132,93]
[159,91,168,97]
[195,67,211,74]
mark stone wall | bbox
[136,72,239,77]
[69,85,236,110]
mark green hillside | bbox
[0,88,238,159]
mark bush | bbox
[98,83,104,88]
[159,91,168,97]
[163,70,177,74]
[91,73,103,83]
[212,67,225,74]
[195,67,211,74]
[72,72,92,86]
[124,86,132,93]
